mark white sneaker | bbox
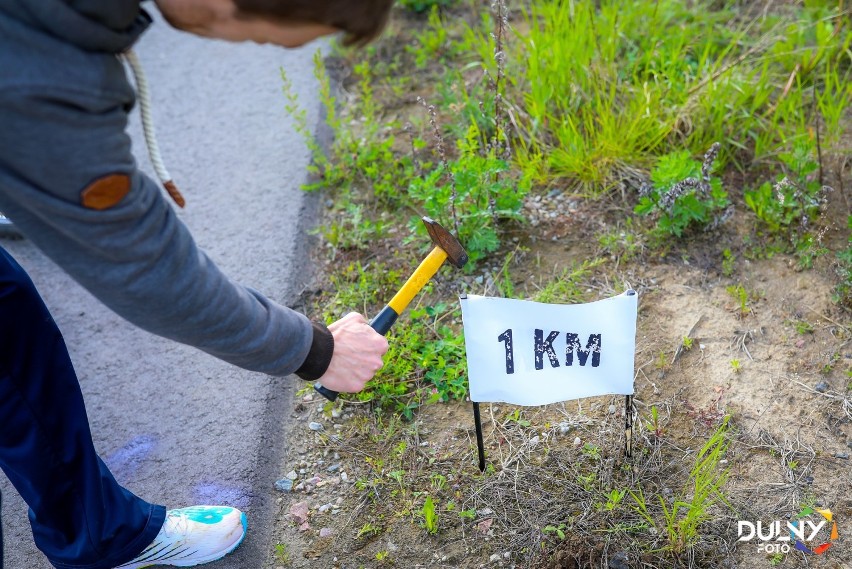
[115,506,247,568]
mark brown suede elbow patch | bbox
[81,174,130,210]
[295,321,335,381]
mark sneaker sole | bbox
[127,512,248,569]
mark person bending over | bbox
[0,0,392,567]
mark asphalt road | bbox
[1,10,325,569]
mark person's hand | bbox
[315,312,389,393]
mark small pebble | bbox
[319,527,334,538]
[558,422,571,435]
[327,463,341,473]
[340,472,349,482]
[529,436,540,446]
[274,479,293,492]
[309,422,324,431]
[608,404,616,415]
[815,381,830,393]
[489,553,501,563]
[318,503,333,513]
[834,452,849,460]
[608,551,630,569]
[573,436,582,446]
[286,470,298,480]
[331,409,343,419]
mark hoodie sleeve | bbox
[0,41,333,378]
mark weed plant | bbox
[726,284,752,318]
[407,121,528,266]
[634,143,729,237]
[419,495,439,534]
[744,140,832,267]
[285,53,528,269]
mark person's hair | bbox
[232,0,394,46]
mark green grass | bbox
[726,284,753,318]
[464,0,850,193]
[419,495,439,534]
[631,417,732,553]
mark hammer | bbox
[314,216,468,401]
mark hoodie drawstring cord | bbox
[122,49,185,208]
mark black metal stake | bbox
[625,289,637,459]
[473,402,486,472]
[625,394,633,458]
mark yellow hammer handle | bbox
[388,247,447,315]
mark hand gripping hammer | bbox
[314,216,468,401]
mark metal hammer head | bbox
[422,216,468,268]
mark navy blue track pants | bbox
[0,247,165,569]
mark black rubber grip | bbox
[313,382,338,402]
[313,305,400,402]
[369,305,399,335]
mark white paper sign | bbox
[460,291,638,405]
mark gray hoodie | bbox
[0,0,334,380]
